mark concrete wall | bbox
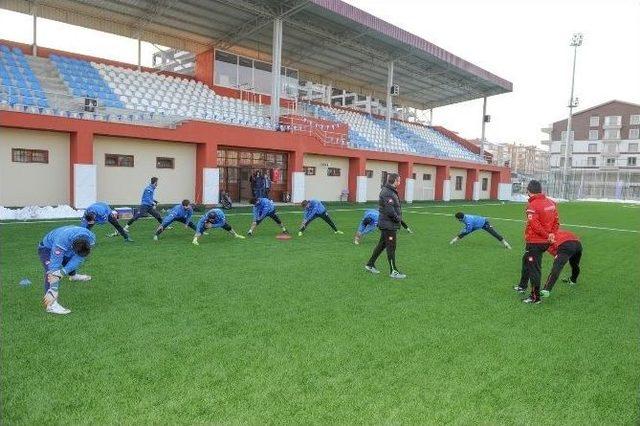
[303,154,349,201]
[450,168,467,200]
[0,128,70,206]
[479,171,492,200]
[365,160,398,200]
[412,164,436,201]
[94,136,196,205]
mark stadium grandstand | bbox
[0,0,513,208]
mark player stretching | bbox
[541,229,583,298]
[154,200,196,241]
[192,208,245,245]
[38,225,96,314]
[298,199,343,236]
[125,177,162,231]
[82,202,133,242]
[449,212,511,249]
[515,180,559,304]
[354,209,412,244]
[247,197,288,236]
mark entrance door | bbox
[240,167,254,202]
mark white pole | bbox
[563,34,582,198]
[137,38,142,71]
[480,96,487,160]
[386,60,394,143]
[32,6,37,56]
[429,108,433,125]
[270,18,283,128]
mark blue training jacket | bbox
[40,225,96,274]
[460,214,487,236]
[141,184,157,206]
[303,199,327,222]
[253,198,275,221]
[162,204,193,227]
[358,209,379,234]
[83,202,112,225]
[196,208,226,233]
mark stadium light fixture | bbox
[562,32,584,199]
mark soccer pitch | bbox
[2,201,639,424]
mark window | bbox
[604,129,620,140]
[380,171,389,186]
[604,116,621,126]
[411,173,417,180]
[587,157,596,166]
[105,154,134,167]
[629,143,639,152]
[560,131,574,141]
[606,158,616,166]
[303,166,316,176]
[588,143,598,153]
[455,176,463,191]
[214,50,238,88]
[630,115,640,125]
[560,144,566,154]
[156,157,174,169]
[559,157,565,167]
[11,148,48,163]
[589,116,600,127]
[365,169,373,178]
[629,129,640,140]
[589,130,599,140]
[628,157,637,166]
[423,173,431,181]
[481,178,488,191]
[327,167,341,177]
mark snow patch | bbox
[0,205,84,220]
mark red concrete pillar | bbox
[69,130,94,207]
[490,171,501,199]
[465,168,479,200]
[348,156,366,202]
[434,165,450,201]
[195,141,217,204]
[195,49,214,88]
[397,161,413,202]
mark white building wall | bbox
[365,160,398,201]
[302,154,349,201]
[450,168,467,200]
[0,128,70,206]
[94,136,196,205]
[412,164,436,200]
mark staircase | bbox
[25,56,83,111]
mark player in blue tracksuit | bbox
[153,199,196,240]
[449,212,511,249]
[354,209,413,244]
[297,199,343,236]
[192,208,245,245]
[125,177,162,230]
[82,201,132,242]
[37,225,96,314]
[247,197,287,236]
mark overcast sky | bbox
[1,0,639,146]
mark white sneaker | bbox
[153,235,158,241]
[69,274,91,282]
[192,238,199,245]
[365,265,380,274]
[354,239,359,245]
[390,270,407,279]
[406,228,414,234]
[123,225,130,232]
[503,240,512,249]
[46,300,71,315]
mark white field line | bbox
[404,210,640,234]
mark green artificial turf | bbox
[1,201,639,424]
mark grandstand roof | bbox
[3,0,513,109]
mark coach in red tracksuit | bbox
[541,230,582,297]
[515,180,559,304]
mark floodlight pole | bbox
[563,33,583,199]
[32,6,37,56]
[270,18,283,128]
[480,96,487,161]
[137,38,142,71]
[386,60,394,143]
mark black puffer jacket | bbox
[377,184,402,230]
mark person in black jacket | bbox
[365,173,406,279]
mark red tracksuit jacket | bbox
[525,193,559,243]
[548,230,579,256]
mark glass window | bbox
[628,157,637,166]
[588,143,598,152]
[606,158,616,166]
[423,173,431,181]
[214,51,237,88]
[156,157,174,169]
[455,176,463,191]
[629,129,640,140]
[411,173,417,180]
[254,61,272,94]
[589,130,598,140]
[587,157,596,166]
[303,166,316,176]
[604,116,621,126]
[239,152,251,165]
[105,154,133,167]
[631,115,640,126]
[482,178,488,191]
[629,143,639,152]
[327,167,341,177]
[238,57,253,89]
[589,116,599,127]
[11,148,48,163]
[365,170,373,178]
[604,129,620,140]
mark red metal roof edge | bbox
[310,0,512,92]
